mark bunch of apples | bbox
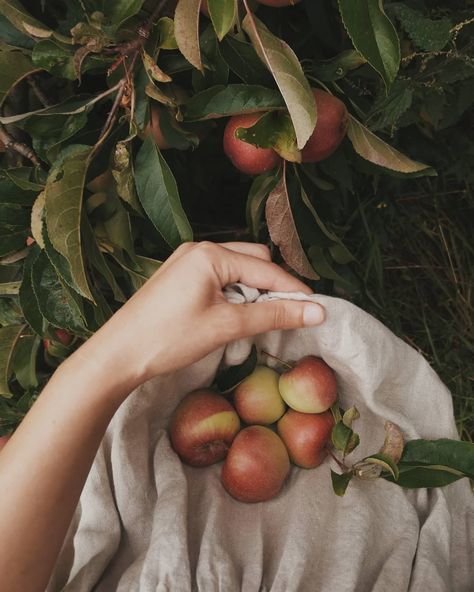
[169,355,337,503]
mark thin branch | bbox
[27,75,54,107]
[0,125,41,167]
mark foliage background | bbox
[0,0,472,440]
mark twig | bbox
[0,125,41,167]
[261,351,293,370]
[326,447,348,472]
[27,75,54,107]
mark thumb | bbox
[231,300,325,339]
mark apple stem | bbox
[326,446,348,471]
[261,350,293,370]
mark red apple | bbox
[200,0,210,17]
[221,426,290,503]
[234,366,286,425]
[301,89,348,163]
[0,434,11,453]
[169,389,240,467]
[277,409,334,468]
[223,112,281,175]
[257,0,301,6]
[278,356,337,413]
[54,328,73,346]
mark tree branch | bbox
[0,125,41,167]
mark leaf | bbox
[397,439,474,480]
[0,324,24,397]
[308,245,348,284]
[0,0,52,40]
[338,0,400,89]
[134,136,193,249]
[389,3,452,52]
[215,345,257,393]
[0,204,30,227]
[347,115,431,174]
[112,141,143,214]
[183,84,284,120]
[246,172,279,239]
[265,168,318,280]
[342,406,360,428]
[0,228,28,257]
[0,43,40,106]
[378,420,404,464]
[331,469,353,497]
[31,251,89,336]
[19,247,44,336]
[12,333,40,390]
[156,17,178,50]
[142,50,172,83]
[384,466,463,489]
[242,11,315,149]
[355,453,399,481]
[208,0,236,41]
[103,0,145,27]
[331,420,360,456]
[220,35,274,86]
[44,147,93,301]
[174,0,203,71]
[31,191,45,249]
[367,79,413,132]
[312,50,366,82]
[4,167,44,191]
[0,282,20,295]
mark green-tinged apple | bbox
[277,409,334,468]
[223,112,281,175]
[234,366,286,425]
[301,89,348,163]
[279,356,337,413]
[221,426,290,503]
[169,389,240,467]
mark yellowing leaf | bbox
[142,50,172,83]
[242,11,316,149]
[0,324,24,397]
[174,0,203,71]
[0,0,52,39]
[347,115,431,173]
[265,169,318,280]
[31,191,46,249]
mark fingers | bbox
[227,300,325,340]
[218,242,271,261]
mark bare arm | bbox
[0,242,325,592]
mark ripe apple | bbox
[145,102,172,150]
[278,356,337,413]
[26,236,35,246]
[301,89,348,163]
[0,434,11,453]
[257,0,301,6]
[277,409,334,468]
[221,425,290,503]
[43,329,74,350]
[234,366,285,425]
[169,389,240,467]
[223,112,281,175]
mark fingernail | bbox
[303,304,325,326]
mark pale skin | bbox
[0,241,325,592]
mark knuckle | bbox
[195,241,218,259]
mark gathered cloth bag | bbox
[47,286,474,592]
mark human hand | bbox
[73,242,325,393]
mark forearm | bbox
[0,345,135,592]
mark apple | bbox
[0,434,11,453]
[26,236,35,246]
[200,0,209,17]
[301,89,348,163]
[277,409,334,468]
[257,0,301,6]
[221,426,290,503]
[223,112,281,175]
[145,102,172,150]
[43,329,74,350]
[234,366,285,425]
[169,389,240,467]
[279,356,337,413]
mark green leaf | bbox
[183,84,284,121]
[389,3,452,52]
[103,0,145,27]
[156,17,178,50]
[309,245,350,284]
[12,333,40,390]
[331,420,360,456]
[4,167,44,191]
[331,469,353,496]
[215,345,257,393]
[134,136,193,249]
[32,39,76,80]
[367,79,413,132]
[246,172,279,240]
[0,228,28,257]
[397,439,474,480]
[242,12,316,149]
[358,453,399,480]
[44,148,93,301]
[220,35,274,86]
[0,324,24,397]
[31,251,89,336]
[19,247,44,336]
[0,43,40,106]
[385,466,463,489]
[0,204,30,228]
[312,50,366,82]
[0,174,37,205]
[208,0,236,41]
[0,0,52,40]
[347,115,431,174]
[112,141,143,214]
[338,0,400,89]
[174,0,202,71]
[265,168,318,280]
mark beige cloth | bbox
[48,287,474,591]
